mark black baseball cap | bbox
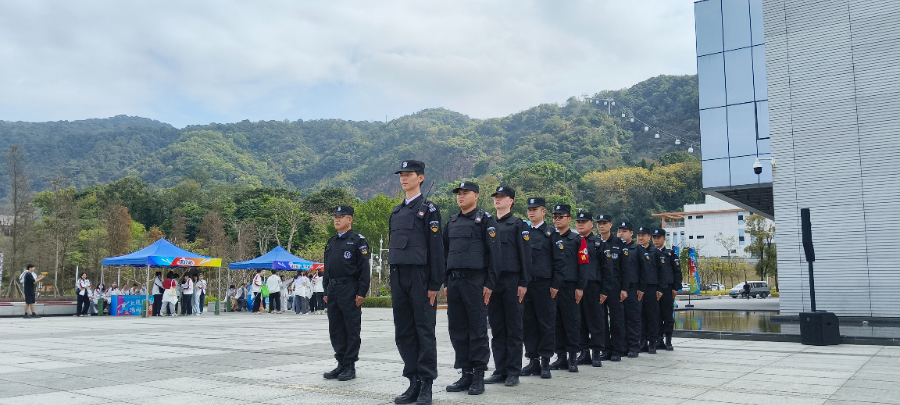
[453,181,480,194]
[526,197,546,208]
[333,206,354,216]
[552,204,571,215]
[652,228,666,237]
[637,226,652,235]
[575,211,593,222]
[395,160,425,174]
[491,186,515,199]
[596,214,612,223]
[617,221,633,230]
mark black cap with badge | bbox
[333,206,354,216]
[575,211,593,222]
[395,160,425,174]
[552,204,571,215]
[637,226,651,235]
[617,221,633,230]
[490,186,515,199]
[652,228,666,237]
[452,181,480,194]
[526,197,546,208]
[595,214,612,223]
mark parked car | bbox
[710,282,724,291]
[729,281,771,298]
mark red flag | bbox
[578,237,589,264]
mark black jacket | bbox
[599,234,625,293]
[443,208,501,291]
[496,212,532,288]
[656,246,680,290]
[555,229,589,291]
[527,221,565,289]
[323,230,371,297]
[586,234,620,298]
[388,195,445,291]
[620,240,642,291]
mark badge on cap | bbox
[488,227,496,238]
[343,251,352,259]
[430,221,439,233]
[578,213,584,218]
[621,222,626,227]
[530,199,534,204]
[460,182,465,188]
[498,187,503,191]
[556,205,561,210]
[337,207,342,212]
[522,230,530,241]
[402,161,408,168]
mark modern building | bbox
[695,0,900,317]
[653,194,772,259]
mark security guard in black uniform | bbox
[596,215,625,362]
[323,206,371,382]
[442,181,500,396]
[617,222,644,358]
[652,228,681,351]
[548,204,588,372]
[388,160,445,405]
[521,197,564,379]
[485,186,531,387]
[636,226,662,354]
[574,212,616,368]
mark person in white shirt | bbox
[191,275,201,315]
[92,284,105,315]
[312,270,325,315]
[196,274,208,314]
[151,272,164,316]
[251,269,264,314]
[280,275,290,313]
[293,272,312,314]
[180,274,194,316]
[234,285,246,312]
[266,271,283,314]
[76,273,91,317]
[162,272,179,316]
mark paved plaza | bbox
[0,308,897,405]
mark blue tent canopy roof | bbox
[228,246,323,270]
[101,239,219,268]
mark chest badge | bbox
[343,251,352,259]
[360,246,368,255]
[644,253,650,260]
[522,230,530,241]
[605,250,611,258]
[556,240,564,250]
[623,249,629,256]
[488,227,496,238]
[430,221,439,233]
[418,211,425,218]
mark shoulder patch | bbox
[430,221,439,233]
[556,240,564,250]
[522,230,530,241]
[358,234,365,239]
[644,252,650,260]
[605,249,611,258]
[428,203,436,212]
[360,245,368,255]
[623,248,629,256]
[487,227,497,238]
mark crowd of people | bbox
[71,271,207,317]
[224,269,327,315]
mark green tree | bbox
[744,214,777,289]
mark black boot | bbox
[540,357,551,379]
[611,354,622,362]
[627,350,639,358]
[665,335,674,351]
[648,340,657,354]
[417,378,432,405]
[323,364,344,379]
[445,369,473,392]
[591,350,602,367]
[600,351,612,361]
[567,351,579,372]
[504,375,519,387]
[656,339,667,350]
[484,372,506,384]
[548,353,566,370]
[640,341,649,352]
[394,376,419,404]
[521,358,540,376]
[338,363,356,381]
[468,370,485,395]
[576,350,591,365]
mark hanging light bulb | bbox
[630,117,635,123]
[622,112,626,118]
[675,139,681,145]
[654,133,660,139]
[644,126,649,132]
[611,101,615,106]
[688,146,694,153]
[604,101,608,106]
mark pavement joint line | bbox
[823,348,878,404]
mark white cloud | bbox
[0,0,697,127]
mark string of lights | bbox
[584,97,698,154]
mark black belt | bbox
[448,269,485,279]
[529,276,551,282]
[328,277,356,286]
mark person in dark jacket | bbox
[596,215,625,362]
[548,205,588,373]
[617,222,644,358]
[574,212,615,368]
[636,227,662,354]
[22,264,45,319]
[322,205,371,382]
[652,228,681,351]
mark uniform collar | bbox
[499,212,514,221]
[337,230,351,238]
[532,221,545,229]
[405,193,422,206]
[460,208,479,218]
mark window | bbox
[688,216,693,220]
[731,249,737,254]
[738,212,744,225]
[689,236,694,240]
[697,235,705,240]
[696,215,704,219]
[739,229,746,245]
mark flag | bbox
[688,248,701,294]
[578,238,589,264]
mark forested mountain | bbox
[0,74,699,200]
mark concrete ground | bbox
[0,308,897,405]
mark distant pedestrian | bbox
[252,269,264,314]
[76,272,92,317]
[152,271,164,316]
[743,281,751,300]
[312,270,325,315]
[21,265,45,319]
[267,271,283,313]
[196,274,207,314]
[181,274,194,316]
[162,272,179,316]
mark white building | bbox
[653,195,772,259]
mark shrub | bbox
[362,296,392,308]
[701,290,729,296]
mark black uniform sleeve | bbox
[323,237,334,295]
[600,244,619,297]
[672,253,683,291]
[550,232,566,290]
[442,214,451,289]
[484,215,501,291]
[576,235,589,291]
[426,205,445,292]
[356,235,371,297]
[516,220,531,288]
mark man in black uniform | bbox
[653,228,681,351]
[521,198,563,379]
[596,215,625,362]
[323,206,371,381]
[636,226,662,354]
[388,160,445,405]
[617,222,643,358]
[485,186,530,387]
[548,205,588,372]
[574,212,615,368]
[442,181,500,396]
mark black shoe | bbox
[648,341,657,354]
[640,342,649,352]
[468,370,485,395]
[540,357,551,379]
[446,369,473,392]
[30,313,40,318]
[23,314,30,319]
[665,335,674,351]
[323,364,344,379]
[656,340,667,350]
[521,359,540,376]
[338,364,356,381]
[627,351,639,358]
[395,377,420,404]
[611,355,622,362]
[548,353,566,370]
[567,352,579,372]
[417,378,432,405]
[576,350,591,365]
[483,373,506,384]
[504,375,519,387]
[591,350,602,367]
[600,351,612,361]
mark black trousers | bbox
[658,288,675,339]
[603,293,627,356]
[579,281,606,353]
[523,278,555,360]
[327,283,362,366]
[447,271,490,371]
[622,287,642,352]
[269,292,281,312]
[488,272,524,376]
[77,293,90,315]
[391,265,438,380]
[554,281,581,354]
[152,294,163,316]
[641,286,660,344]
[181,294,193,315]
[252,292,262,312]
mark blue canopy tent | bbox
[228,247,323,311]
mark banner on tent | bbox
[149,257,222,267]
[110,295,154,316]
[273,261,324,271]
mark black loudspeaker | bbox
[801,208,815,262]
[799,311,840,345]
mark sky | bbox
[0,1,698,128]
